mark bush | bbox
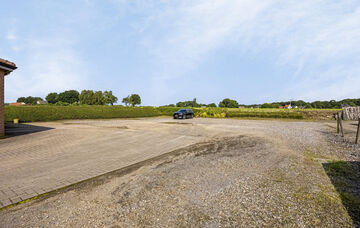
[195,108,227,118]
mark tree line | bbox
[166,98,360,109]
[164,98,239,108]
[17,90,142,106]
[253,98,360,109]
[46,90,118,105]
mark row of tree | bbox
[17,90,142,106]
[165,98,239,108]
[253,99,360,109]
[17,96,44,105]
[45,90,118,105]
[168,98,360,109]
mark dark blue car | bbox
[173,109,194,119]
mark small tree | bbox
[129,94,141,106]
[58,90,79,104]
[46,93,59,104]
[17,97,26,103]
[122,96,131,106]
[219,98,239,108]
[79,90,95,105]
[94,91,105,105]
[104,91,118,105]
[207,103,217,107]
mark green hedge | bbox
[5,106,307,123]
[5,106,161,122]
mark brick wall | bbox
[0,70,4,137]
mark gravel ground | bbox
[1,118,359,227]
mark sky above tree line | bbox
[1,0,359,106]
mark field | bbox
[5,106,340,122]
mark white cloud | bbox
[120,0,360,101]
[5,37,89,102]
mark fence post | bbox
[355,118,360,145]
[337,113,340,134]
[339,114,344,137]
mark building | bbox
[9,102,26,106]
[36,100,48,105]
[279,104,292,109]
[0,58,17,137]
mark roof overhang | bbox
[0,59,17,75]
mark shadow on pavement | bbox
[5,123,54,138]
[322,161,360,227]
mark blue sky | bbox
[1,0,359,106]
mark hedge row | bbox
[5,106,161,122]
[5,106,308,123]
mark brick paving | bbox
[0,118,220,208]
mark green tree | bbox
[219,98,239,108]
[129,94,141,106]
[94,91,105,105]
[104,91,118,105]
[17,96,44,105]
[79,90,95,105]
[122,96,131,106]
[46,93,59,104]
[261,103,272,108]
[207,103,217,107]
[176,98,200,107]
[58,90,79,104]
[17,97,26,103]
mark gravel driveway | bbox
[1,118,359,227]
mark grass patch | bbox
[323,161,360,226]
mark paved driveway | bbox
[1,117,336,208]
[1,118,232,207]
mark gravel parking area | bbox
[1,118,359,227]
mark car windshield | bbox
[178,109,187,113]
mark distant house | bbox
[279,104,292,109]
[9,102,26,106]
[238,106,245,109]
[36,100,48,105]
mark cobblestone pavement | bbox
[2,118,358,227]
[0,118,226,208]
[0,118,342,209]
